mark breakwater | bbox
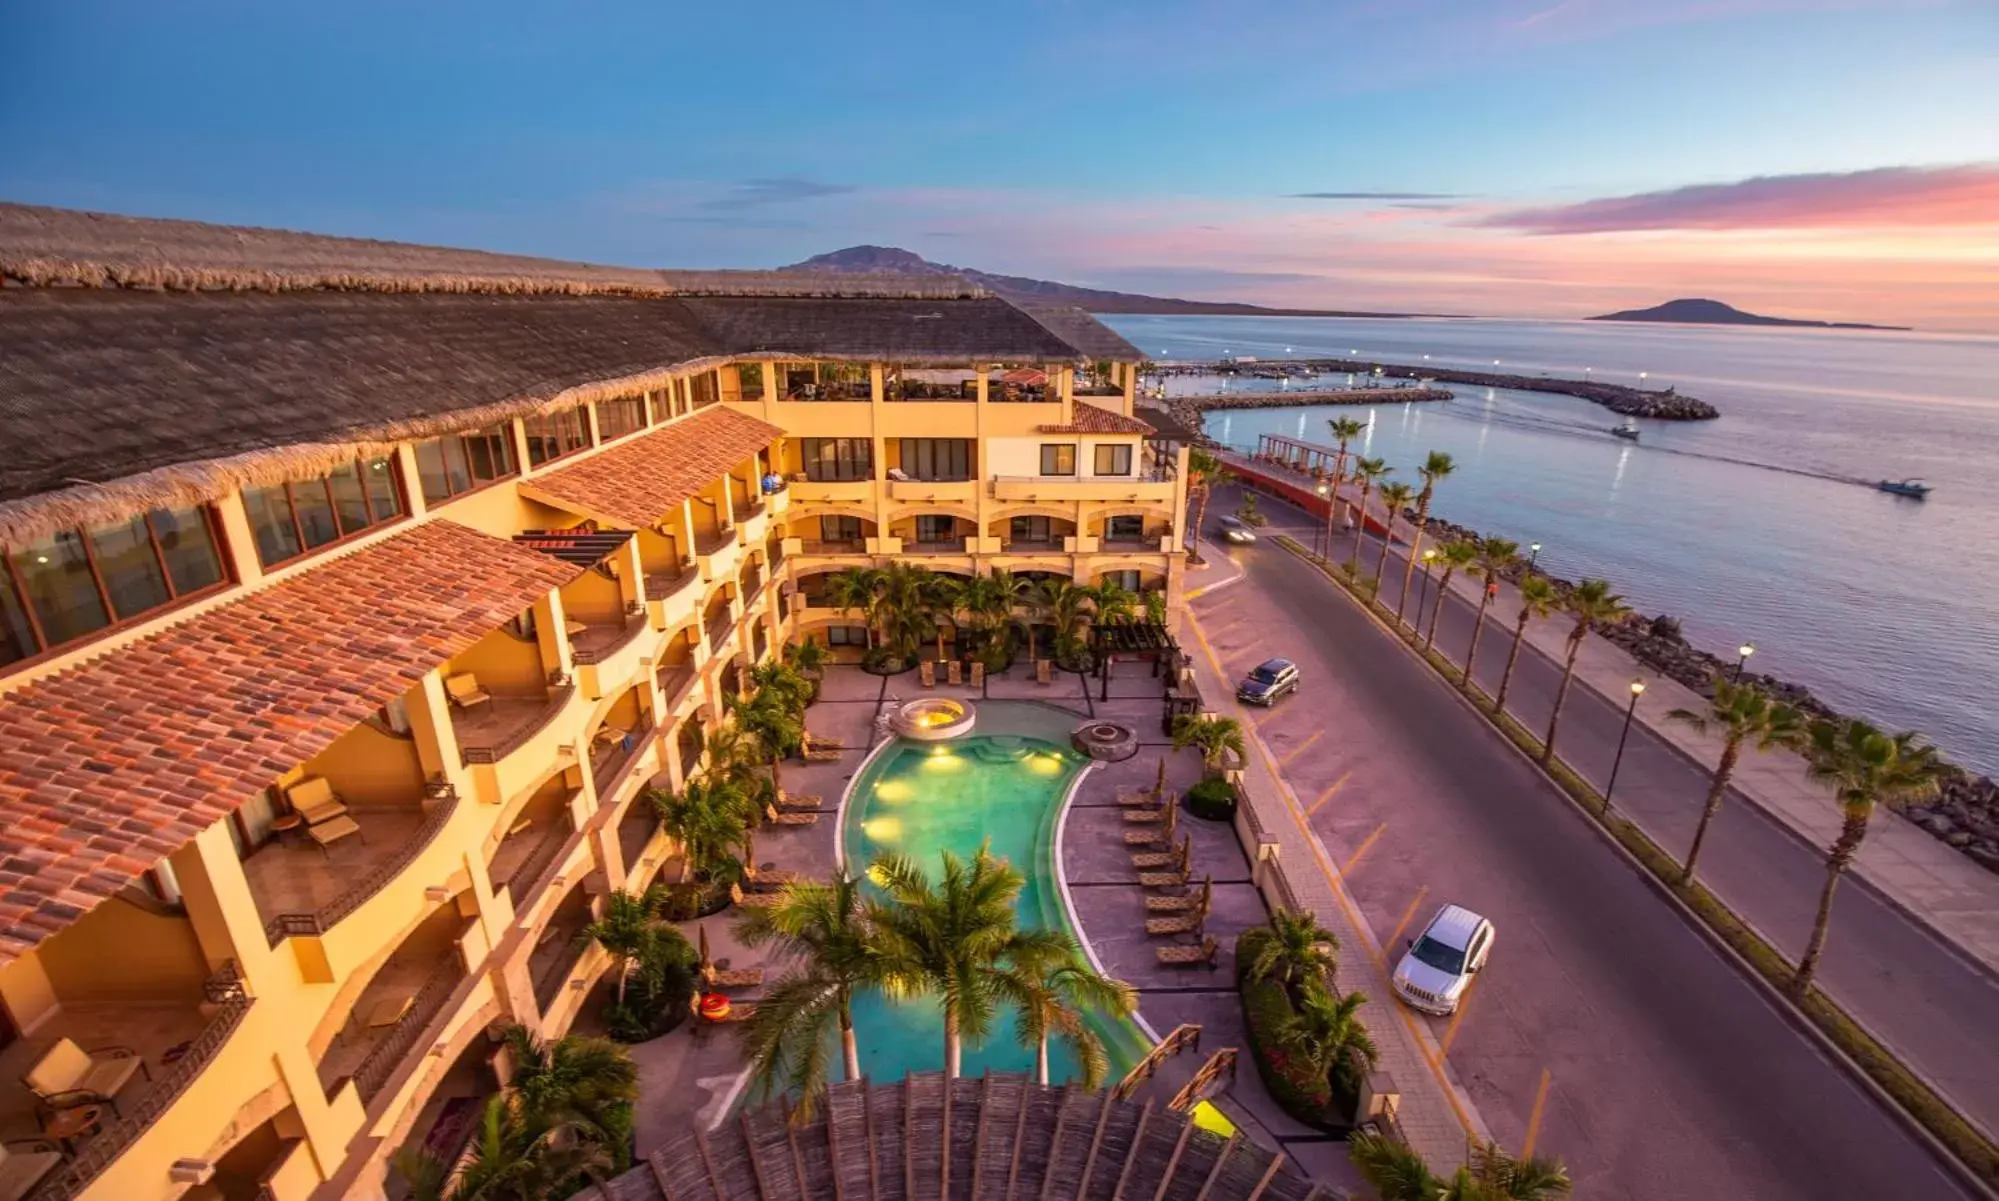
[1162,385,1453,445]
[1158,359,1720,420]
[1415,511,1999,876]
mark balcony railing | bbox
[590,715,655,801]
[905,539,966,555]
[26,963,252,1201]
[645,563,697,601]
[260,785,463,946]
[1002,538,1066,553]
[570,614,647,665]
[796,539,865,555]
[705,612,734,655]
[348,960,465,1104]
[459,685,576,766]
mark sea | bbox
[1100,314,1999,777]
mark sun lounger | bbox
[1125,827,1168,847]
[22,1039,147,1118]
[1122,806,1168,824]
[1130,848,1177,869]
[802,740,842,763]
[0,1138,64,1200]
[1036,659,1052,685]
[1145,893,1202,913]
[445,672,491,711]
[920,661,936,688]
[743,865,805,890]
[765,803,817,827]
[1156,936,1219,969]
[1146,913,1205,937]
[730,883,781,909]
[970,662,985,688]
[1137,868,1189,889]
[701,963,765,990]
[776,791,822,811]
[1116,790,1159,808]
[307,814,363,852]
[946,660,962,686]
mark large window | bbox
[1101,570,1142,592]
[1040,444,1077,476]
[1093,444,1133,476]
[826,625,868,646]
[415,424,518,506]
[1105,515,1146,541]
[914,515,958,544]
[898,439,972,482]
[1009,516,1054,544]
[2,505,229,669]
[523,406,591,467]
[801,438,874,482]
[595,396,648,442]
[690,373,719,409]
[735,364,766,401]
[242,457,405,569]
[818,515,864,544]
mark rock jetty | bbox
[1158,359,1720,420]
[1414,514,1999,876]
[1162,384,1453,441]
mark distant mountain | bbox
[783,246,1442,318]
[1589,297,1908,331]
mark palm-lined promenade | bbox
[1186,430,1999,1194]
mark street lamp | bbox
[1605,679,1646,816]
[1414,547,1438,630]
[1315,481,1332,558]
[1734,642,1755,681]
[1639,371,1649,387]
[1527,542,1542,571]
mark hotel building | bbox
[0,205,1185,1200]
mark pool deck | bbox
[627,661,1361,1192]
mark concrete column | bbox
[508,419,535,479]
[210,493,266,589]
[536,591,574,681]
[406,672,460,783]
[870,364,890,548]
[169,824,272,988]
[396,442,428,521]
[761,362,779,423]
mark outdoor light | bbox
[1734,642,1756,680]
[1630,679,1647,696]
[1606,679,1647,814]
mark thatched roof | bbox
[0,202,983,300]
[1016,303,1147,363]
[580,1071,1323,1201]
[0,519,578,967]
[677,296,1081,365]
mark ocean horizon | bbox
[1103,313,1999,777]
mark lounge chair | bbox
[730,883,781,909]
[775,791,822,812]
[1156,936,1219,969]
[306,815,362,853]
[920,661,936,688]
[765,803,817,828]
[22,1038,148,1118]
[1122,805,1168,824]
[801,735,843,763]
[0,1139,63,1201]
[742,864,805,890]
[444,672,491,711]
[946,660,962,686]
[285,776,350,827]
[1115,790,1158,808]
[701,962,765,990]
[1125,826,1169,847]
[1036,659,1052,685]
[1131,836,1190,870]
[1137,867,1190,889]
[1145,893,1204,913]
[1146,912,1205,937]
[970,662,986,688]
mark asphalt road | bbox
[1190,494,1979,1199]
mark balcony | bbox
[990,474,1175,503]
[530,887,596,1013]
[251,782,461,946]
[704,607,736,658]
[485,782,579,909]
[905,538,972,556]
[787,478,876,507]
[1002,538,1065,554]
[645,563,700,630]
[588,712,655,804]
[732,501,770,546]
[1100,534,1173,555]
[320,934,468,1105]
[452,686,573,766]
[569,612,650,700]
[786,537,866,557]
[617,803,663,882]
[885,478,976,505]
[1,960,252,1201]
[695,527,740,582]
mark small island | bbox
[1589,297,1909,331]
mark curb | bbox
[1274,535,1999,1200]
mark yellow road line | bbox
[1183,612,1482,1142]
[1385,885,1431,950]
[1342,823,1388,876]
[1522,1067,1554,1158]
[1440,971,1485,1055]
[1306,770,1352,815]
[1279,729,1324,767]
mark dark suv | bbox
[1237,658,1300,706]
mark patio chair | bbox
[729,883,782,909]
[1156,936,1219,969]
[1124,825,1169,847]
[1116,790,1158,808]
[920,661,936,688]
[775,791,822,811]
[22,1038,148,1118]
[1036,659,1052,685]
[1122,804,1168,824]
[801,735,842,763]
[1131,835,1190,870]
[1137,866,1190,889]
[444,673,491,711]
[970,662,986,688]
[701,962,765,990]
[285,776,349,826]
[306,814,362,853]
[946,660,962,686]
[0,1139,63,1201]
[742,864,805,890]
[1146,912,1205,937]
[765,803,818,827]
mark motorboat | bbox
[1610,420,1640,442]
[1877,478,1932,499]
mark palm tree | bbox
[729,689,804,797]
[397,1096,612,1201]
[1170,713,1245,776]
[824,566,885,648]
[1239,908,1338,996]
[1018,575,1053,664]
[1186,448,1235,556]
[1666,676,1808,888]
[1791,720,1946,999]
[924,572,964,662]
[1039,579,1094,663]
[1005,948,1136,1088]
[1350,1131,1572,1200]
[649,777,750,882]
[1143,588,1167,626]
[1424,539,1479,650]
[1346,457,1389,572]
[1089,579,1138,625]
[1461,538,1519,693]
[781,636,831,699]
[866,844,1075,1077]
[1326,416,1367,497]
[1372,482,1416,590]
[1541,579,1628,766]
[735,874,882,1118]
[1273,988,1377,1086]
[1398,451,1457,619]
[576,887,669,1005]
[1494,575,1557,715]
[747,660,812,715]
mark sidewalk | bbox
[1328,477,1999,982]
[1177,602,1490,1173]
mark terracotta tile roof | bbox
[1035,401,1154,436]
[0,519,576,966]
[520,406,784,528]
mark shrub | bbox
[1186,775,1237,820]
[861,646,911,674]
[1239,968,1337,1125]
[603,939,696,1044]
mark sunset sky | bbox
[3,0,1995,330]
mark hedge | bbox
[1235,930,1349,1129]
[1187,775,1237,820]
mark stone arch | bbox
[884,501,981,525]
[987,501,1081,524]
[785,502,878,527]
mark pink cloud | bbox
[1477,163,1999,233]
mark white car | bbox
[1217,515,1257,544]
[1391,904,1494,1016]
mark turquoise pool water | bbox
[840,728,1151,1083]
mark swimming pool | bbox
[840,707,1151,1083]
